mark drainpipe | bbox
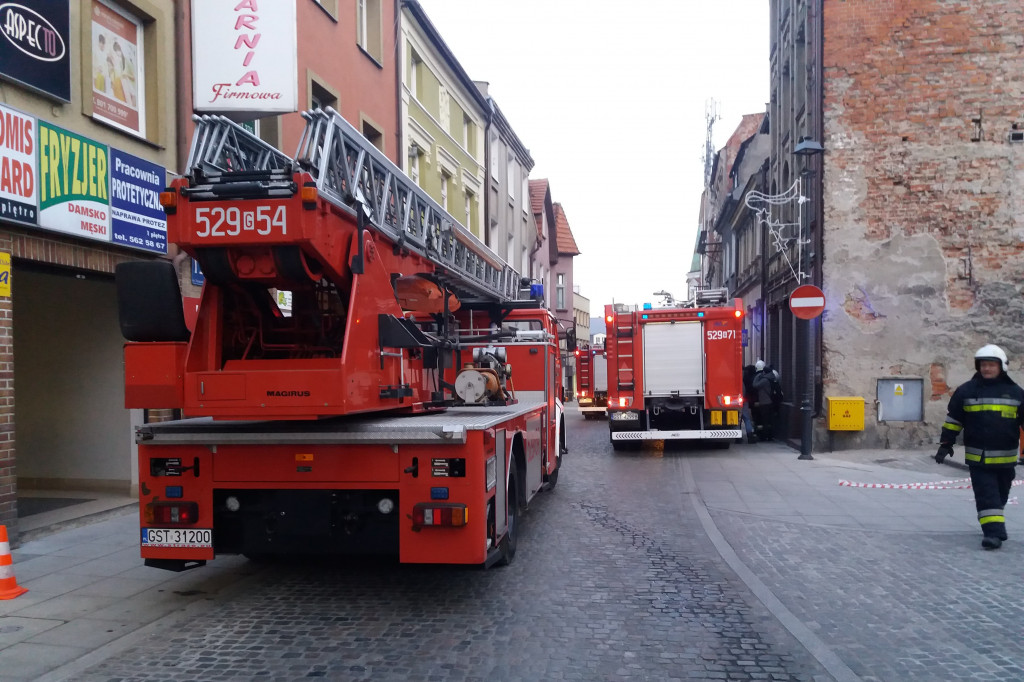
[394,0,403,167]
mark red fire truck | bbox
[604,290,744,451]
[576,340,608,419]
[117,110,565,571]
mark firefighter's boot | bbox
[981,536,1002,550]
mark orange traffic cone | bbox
[0,525,27,599]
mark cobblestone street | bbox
[9,409,1024,682]
[67,413,828,682]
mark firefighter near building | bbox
[117,110,565,571]
[603,289,745,451]
[576,339,608,419]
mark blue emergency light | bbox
[643,302,652,310]
[530,283,544,299]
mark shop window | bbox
[89,0,147,138]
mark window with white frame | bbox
[409,51,421,99]
[490,135,500,178]
[464,190,473,229]
[522,175,529,214]
[507,157,515,200]
[356,0,382,62]
[440,172,450,211]
[556,273,565,310]
[409,150,420,184]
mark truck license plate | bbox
[141,528,213,548]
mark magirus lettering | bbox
[266,390,311,397]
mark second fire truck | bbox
[603,289,744,450]
[576,339,608,419]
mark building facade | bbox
[398,0,487,240]
[0,0,180,537]
[820,0,1024,449]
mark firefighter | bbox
[751,360,781,441]
[935,344,1023,550]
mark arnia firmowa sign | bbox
[0,1,71,102]
[191,0,298,118]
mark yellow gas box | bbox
[826,396,864,431]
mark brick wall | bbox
[821,0,1024,448]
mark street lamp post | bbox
[793,137,824,460]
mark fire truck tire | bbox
[498,465,521,566]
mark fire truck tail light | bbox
[723,395,732,406]
[412,503,468,528]
[606,315,613,323]
[734,309,743,318]
[145,501,199,526]
[581,390,587,397]
[619,397,628,407]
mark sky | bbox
[417,0,770,312]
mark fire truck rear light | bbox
[723,395,732,405]
[734,309,743,318]
[412,503,468,528]
[159,190,177,213]
[619,397,628,407]
[606,315,613,323]
[145,501,199,526]
[581,390,587,397]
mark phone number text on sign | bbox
[194,205,287,238]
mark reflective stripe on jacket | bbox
[940,372,1024,468]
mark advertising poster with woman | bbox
[91,0,144,137]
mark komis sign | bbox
[0,1,70,101]
[192,0,297,116]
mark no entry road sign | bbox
[789,284,825,320]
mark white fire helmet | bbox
[755,360,765,371]
[974,344,1008,372]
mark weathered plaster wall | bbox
[821,0,1024,449]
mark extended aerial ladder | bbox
[121,109,532,420]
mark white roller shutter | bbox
[642,322,704,396]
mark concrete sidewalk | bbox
[0,443,1018,681]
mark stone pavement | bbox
[0,440,1020,681]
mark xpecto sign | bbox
[0,1,70,101]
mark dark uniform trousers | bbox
[969,466,1015,540]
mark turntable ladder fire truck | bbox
[576,340,608,419]
[603,289,744,451]
[117,109,565,571]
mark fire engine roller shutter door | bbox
[593,354,608,392]
[642,322,704,396]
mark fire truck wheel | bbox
[545,455,560,490]
[498,466,521,566]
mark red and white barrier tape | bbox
[838,479,1023,490]
[837,479,1021,504]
